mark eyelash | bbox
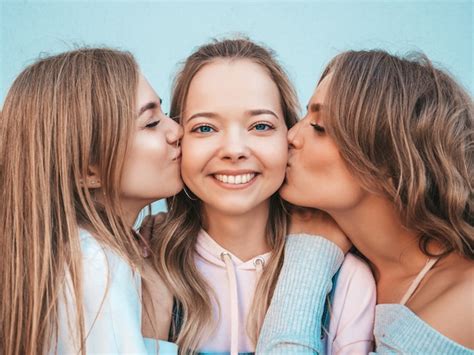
[191,122,274,133]
[310,122,325,133]
[145,120,160,129]
[192,124,215,133]
[252,122,274,131]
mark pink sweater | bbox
[194,229,376,354]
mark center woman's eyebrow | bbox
[138,98,162,116]
[186,108,279,122]
[245,109,279,119]
[186,112,219,122]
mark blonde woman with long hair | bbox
[0,48,182,354]
[146,38,376,354]
[257,50,474,353]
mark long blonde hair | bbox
[0,48,147,354]
[150,38,299,351]
[320,50,473,258]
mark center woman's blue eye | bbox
[254,123,271,131]
[197,125,214,133]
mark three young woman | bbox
[1,48,181,354]
[257,50,473,353]
[2,41,472,355]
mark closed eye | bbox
[310,122,325,133]
[145,120,160,128]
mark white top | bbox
[54,229,177,354]
[194,229,376,354]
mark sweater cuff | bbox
[257,234,344,353]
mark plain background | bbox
[1,0,472,214]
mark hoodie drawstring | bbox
[220,253,266,355]
[221,252,239,355]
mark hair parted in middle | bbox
[149,37,299,352]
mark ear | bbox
[81,165,102,189]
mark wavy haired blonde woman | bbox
[0,48,182,354]
[257,50,474,353]
[147,38,376,355]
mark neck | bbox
[202,201,271,261]
[330,194,429,282]
[120,198,151,229]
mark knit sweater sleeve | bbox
[256,234,344,354]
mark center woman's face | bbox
[181,59,288,216]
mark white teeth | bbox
[214,173,256,185]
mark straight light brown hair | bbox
[150,38,299,352]
[320,50,473,258]
[0,48,147,354]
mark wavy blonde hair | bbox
[150,38,299,351]
[0,48,147,354]
[320,50,473,258]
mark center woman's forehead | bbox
[190,61,277,89]
[184,61,283,118]
[187,76,281,105]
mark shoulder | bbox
[332,253,376,322]
[338,253,375,289]
[329,253,375,350]
[78,229,139,296]
[79,229,133,271]
[57,230,146,353]
[415,255,474,348]
[332,253,376,320]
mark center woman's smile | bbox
[211,170,259,189]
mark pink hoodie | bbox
[194,229,376,354]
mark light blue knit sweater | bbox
[256,234,473,355]
[256,234,344,354]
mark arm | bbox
[256,234,344,354]
[141,259,174,340]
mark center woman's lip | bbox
[211,170,259,185]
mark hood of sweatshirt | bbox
[196,229,271,270]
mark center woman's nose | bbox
[218,128,250,162]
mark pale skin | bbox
[281,73,474,348]
[180,58,288,261]
[86,74,183,227]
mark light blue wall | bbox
[1,0,472,213]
